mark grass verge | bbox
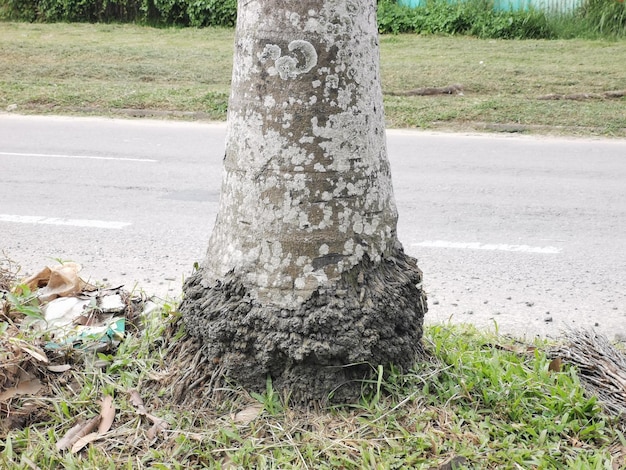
[0,22,625,137]
[1,276,624,469]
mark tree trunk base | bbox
[179,248,427,402]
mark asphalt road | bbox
[1,114,625,340]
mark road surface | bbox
[1,114,625,340]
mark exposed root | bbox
[179,249,427,403]
[555,329,626,425]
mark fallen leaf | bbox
[129,389,147,414]
[186,432,205,442]
[0,376,42,401]
[146,414,169,440]
[549,357,562,373]
[98,395,115,434]
[71,431,101,453]
[47,364,72,373]
[17,343,49,363]
[232,404,263,426]
[57,395,115,453]
[56,416,100,451]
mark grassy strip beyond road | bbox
[0,22,625,136]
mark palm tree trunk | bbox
[180,0,427,402]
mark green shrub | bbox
[142,0,189,25]
[0,0,39,21]
[377,0,416,33]
[0,0,237,25]
[578,0,626,37]
[0,0,623,39]
[377,0,555,38]
[187,0,236,27]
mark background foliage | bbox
[0,0,236,26]
[0,0,624,38]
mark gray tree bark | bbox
[180,0,427,402]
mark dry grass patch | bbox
[0,23,624,136]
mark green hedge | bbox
[0,0,237,26]
[1,0,623,38]
[377,0,555,38]
[0,0,551,38]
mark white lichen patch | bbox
[258,40,318,81]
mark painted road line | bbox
[0,151,157,163]
[412,240,561,254]
[0,214,131,230]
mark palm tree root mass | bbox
[179,248,427,402]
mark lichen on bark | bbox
[180,0,427,402]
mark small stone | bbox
[99,294,125,313]
[464,310,473,315]
[544,316,553,323]
[432,300,439,305]
[6,104,17,112]
[525,301,534,307]
[594,322,599,327]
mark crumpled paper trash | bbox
[19,263,127,351]
[21,262,95,302]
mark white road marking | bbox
[0,214,131,230]
[0,151,157,163]
[412,240,561,254]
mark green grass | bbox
[1,290,623,469]
[0,22,625,137]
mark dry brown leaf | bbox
[0,376,42,401]
[549,357,562,373]
[129,389,147,415]
[232,404,263,426]
[70,431,101,454]
[19,344,49,363]
[98,395,115,434]
[186,432,205,442]
[58,396,115,453]
[146,414,169,440]
[56,416,101,451]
